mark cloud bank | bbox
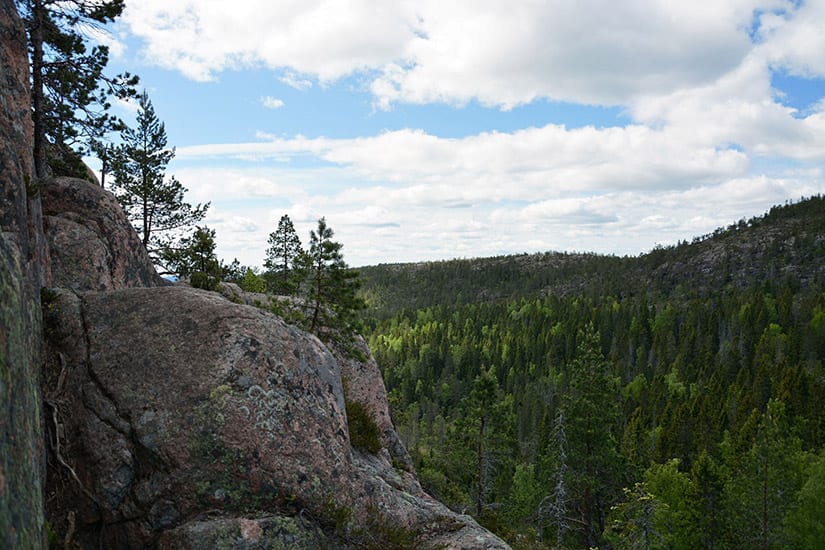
[120,0,825,266]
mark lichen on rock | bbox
[42,282,508,548]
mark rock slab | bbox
[43,286,508,548]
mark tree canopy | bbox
[17,0,138,178]
[110,90,209,267]
[264,214,304,295]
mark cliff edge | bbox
[0,1,507,547]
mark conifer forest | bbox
[360,196,825,548]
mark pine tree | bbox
[111,90,208,266]
[304,217,365,336]
[784,452,825,548]
[264,214,303,295]
[17,0,138,178]
[604,482,662,550]
[163,226,221,290]
[723,399,806,549]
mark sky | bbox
[92,0,825,268]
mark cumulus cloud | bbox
[123,0,809,109]
[177,124,750,200]
[169,124,824,266]
[757,0,825,78]
[122,0,418,81]
[260,96,285,109]
[120,0,825,266]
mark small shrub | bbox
[344,396,381,454]
[239,268,266,293]
[190,271,219,291]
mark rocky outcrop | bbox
[334,337,416,473]
[217,284,416,473]
[35,154,505,548]
[41,176,168,291]
[43,286,507,548]
[0,1,505,546]
[0,0,48,547]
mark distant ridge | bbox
[360,195,825,317]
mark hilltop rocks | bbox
[0,0,506,544]
[43,285,508,548]
[44,286,349,547]
[41,177,168,291]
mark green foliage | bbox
[264,214,304,295]
[189,271,217,290]
[239,268,266,293]
[604,482,663,549]
[722,399,807,548]
[507,463,544,526]
[299,218,367,345]
[784,451,825,548]
[110,90,209,264]
[363,200,825,546]
[343,387,382,454]
[165,226,222,288]
[17,0,139,177]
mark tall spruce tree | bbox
[470,367,499,517]
[723,399,806,549]
[111,90,208,266]
[264,214,303,295]
[17,0,138,178]
[561,325,623,547]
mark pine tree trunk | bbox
[30,0,47,178]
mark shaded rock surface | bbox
[218,282,416,473]
[36,158,507,549]
[0,0,506,544]
[41,176,168,291]
[0,0,48,546]
[43,286,508,548]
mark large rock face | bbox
[0,1,505,546]
[0,0,48,547]
[41,176,168,291]
[43,286,507,548]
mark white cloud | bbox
[630,50,825,162]
[279,71,313,90]
[119,0,825,266]
[122,0,418,81]
[757,0,825,78]
[168,124,825,267]
[260,96,285,109]
[370,0,778,109]
[123,0,797,108]
[177,124,749,200]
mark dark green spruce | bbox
[362,195,825,548]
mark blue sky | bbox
[94,0,825,267]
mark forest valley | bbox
[359,196,825,549]
[12,1,824,544]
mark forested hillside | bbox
[360,195,825,317]
[360,196,825,548]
